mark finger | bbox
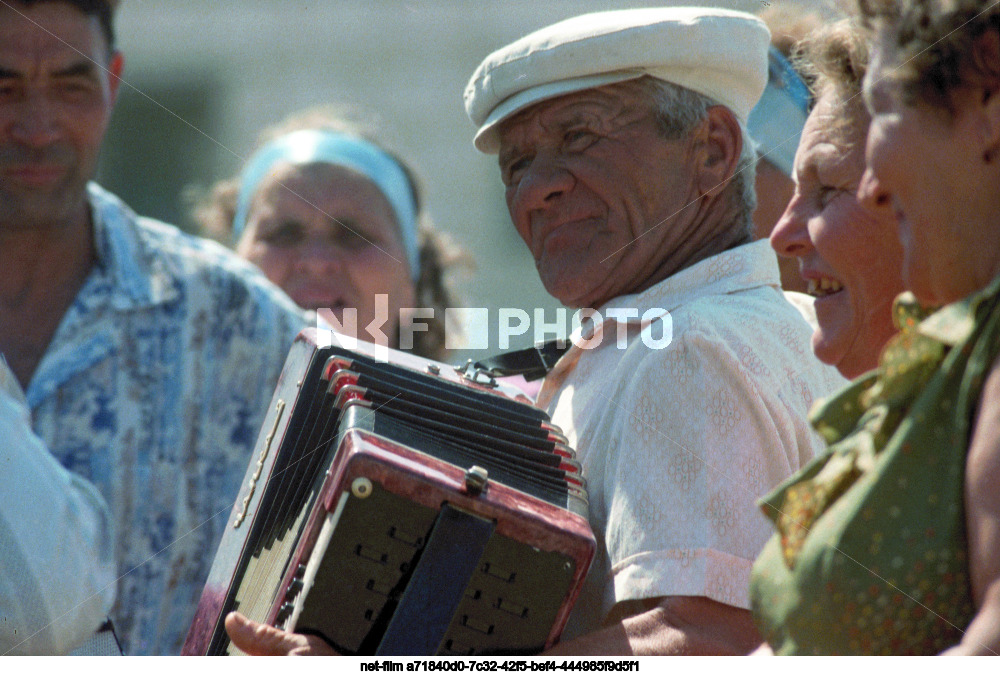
[288,634,339,656]
[224,611,307,656]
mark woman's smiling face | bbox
[770,93,905,378]
[860,30,1000,307]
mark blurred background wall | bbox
[101,0,843,358]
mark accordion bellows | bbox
[183,330,595,656]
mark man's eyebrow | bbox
[0,61,98,81]
[0,60,97,80]
[498,147,518,166]
[53,61,98,78]
[540,106,592,129]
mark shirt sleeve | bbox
[600,328,807,613]
[0,379,116,655]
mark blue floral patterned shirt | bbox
[26,184,307,654]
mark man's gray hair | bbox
[636,77,757,236]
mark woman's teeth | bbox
[808,277,844,297]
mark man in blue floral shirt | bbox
[0,1,306,654]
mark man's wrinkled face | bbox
[497,82,699,309]
[0,2,122,230]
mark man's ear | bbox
[972,30,1000,158]
[982,88,1000,159]
[978,84,1000,164]
[107,50,124,107]
[692,105,742,198]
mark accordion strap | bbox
[375,504,495,655]
[472,340,570,382]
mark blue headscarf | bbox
[748,46,812,177]
[232,129,420,280]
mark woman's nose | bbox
[769,195,813,259]
[294,237,347,273]
[856,167,892,211]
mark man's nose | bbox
[10,92,62,146]
[514,152,575,213]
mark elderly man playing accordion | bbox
[227,7,844,655]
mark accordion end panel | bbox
[274,430,594,655]
[182,334,320,657]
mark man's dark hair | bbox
[18,0,116,50]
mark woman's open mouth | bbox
[807,277,844,297]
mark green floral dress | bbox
[749,276,1000,654]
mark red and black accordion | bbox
[183,329,594,656]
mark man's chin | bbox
[543,279,601,310]
[537,258,613,309]
[0,189,88,231]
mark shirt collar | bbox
[606,239,777,316]
[540,240,780,409]
[87,182,180,310]
[567,239,780,343]
[0,358,27,404]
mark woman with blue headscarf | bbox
[196,109,465,360]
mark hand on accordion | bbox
[225,612,338,656]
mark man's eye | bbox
[563,129,596,149]
[58,79,97,97]
[504,157,531,184]
[0,81,19,99]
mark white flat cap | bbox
[464,6,770,154]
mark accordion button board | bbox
[183,329,595,656]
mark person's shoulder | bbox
[135,216,252,279]
[146,217,302,305]
[782,290,820,330]
[676,281,815,348]
[695,277,805,315]
[90,185,306,328]
[682,286,847,400]
[622,284,838,387]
